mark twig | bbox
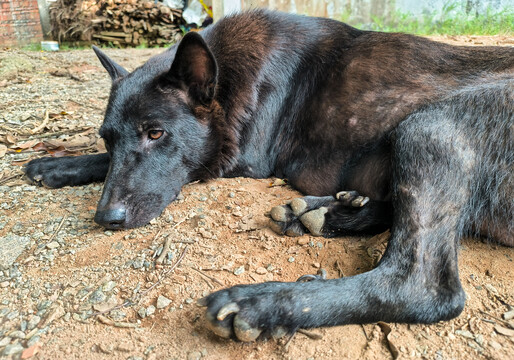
[297,329,323,340]
[31,109,50,134]
[0,174,23,186]
[155,235,171,264]
[48,215,67,243]
[479,310,514,328]
[191,267,223,286]
[138,245,189,302]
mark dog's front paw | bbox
[24,157,70,188]
[200,282,309,342]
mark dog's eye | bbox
[148,130,164,140]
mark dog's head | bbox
[93,32,222,229]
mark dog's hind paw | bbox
[269,192,372,237]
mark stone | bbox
[255,267,267,275]
[156,295,172,309]
[45,241,60,249]
[2,343,25,356]
[146,305,156,316]
[187,351,202,360]
[233,266,245,276]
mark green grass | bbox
[343,2,514,35]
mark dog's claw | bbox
[351,196,369,207]
[299,207,328,236]
[296,269,328,282]
[234,315,262,342]
[336,191,348,200]
[217,302,240,321]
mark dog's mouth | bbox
[95,192,178,229]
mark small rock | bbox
[474,334,484,346]
[484,284,498,294]
[45,241,60,249]
[132,258,145,269]
[9,330,25,339]
[40,304,65,327]
[26,336,40,347]
[297,238,309,245]
[255,267,267,275]
[176,192,184,201]
[185,298,194,304]
[0,337,11,347]
[187,351,202,360]
[101,281,116,292]
[312,262,320,268]
[156,295,172,309]
[0,281,9,288]
[21,344,39,359]
[503,309,514,320]
[146,305,156,316]
[455,330,474,339]
[233,266,245,276]
[489,340,502,350]
[104,231,113,236]
[288,256,295,263]
[137,308,147,319]
[27,315,41,330]
[2,343,24,356]
[228,192,235,198]
[88,289,107,304]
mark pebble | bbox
[0,281,9,288]
[2,343,24,356]
[455,330,474,339]
[187,351,202,360]
[146,305,156,316]
[228,192,235,198]
[27,315,41,330]
[503,309,514,320]
[88,289,107,304]
[156,295,172,309]
[0,337,11,347]
[46,241,60,249]
[26,336,40,347]
[288,256,295,263]
[297,238,309,245]
[9,330,25,339]
[489,340,502,350]
[132,258,145,269]
[102,281,116,292]
[138,308,147,319]
[233,266,245,275]
[255,267,267,275]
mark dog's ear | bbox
[168,32,217,105]
[93,46,129,81]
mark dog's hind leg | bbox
[24,153,110,188]
[201,113,469,342]
[269,191,393,237]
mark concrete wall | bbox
[215,0,513,22]
[0,0,43,45]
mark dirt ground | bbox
[0,34,513,360]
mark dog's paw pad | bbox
[270,205,289,222]
[290,198,308,216]
[233,315,262,342]
[299,207,328,236]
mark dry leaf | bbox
[14,139,39,149]
[494,324,514,337]
[269,178,287,187]
[377,322,400,360]
[0,144,6,158]
[5,134,17,144]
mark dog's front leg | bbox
[24,153,110,188]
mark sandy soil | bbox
[0,34,513,360]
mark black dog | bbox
[25,10,513,341]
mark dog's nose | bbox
[94,208,127,229]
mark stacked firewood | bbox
[49,0,185,46]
